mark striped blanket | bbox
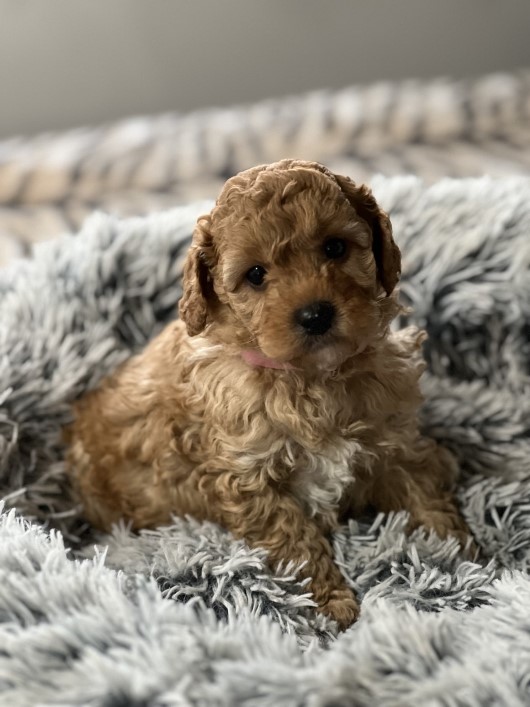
[0,69,529,266]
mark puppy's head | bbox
[179,159,401,370]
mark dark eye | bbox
[246,265,267,287]
[323,237,347,259]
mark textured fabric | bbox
[1,69,530,266]
[0,176,529,705]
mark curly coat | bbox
[66,160,471,629]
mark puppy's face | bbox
[180,160,401,371]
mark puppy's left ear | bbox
[179,216,217,336]
[334,174,401,295]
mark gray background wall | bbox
[1,0,529,139]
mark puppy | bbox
[66,159,471,629]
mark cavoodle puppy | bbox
[66,159,472,629]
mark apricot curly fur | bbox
[66,159,471,629]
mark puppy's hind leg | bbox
[370,438,475,553]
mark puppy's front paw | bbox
[319,589,360,630]
[449,525,480,561]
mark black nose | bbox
[295,301,335,336]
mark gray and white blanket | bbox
[1,176,529,706]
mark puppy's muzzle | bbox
[295,301,335,336]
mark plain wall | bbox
[1,0,530,138]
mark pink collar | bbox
[241,349,295,370]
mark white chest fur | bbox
[287,438,364,520]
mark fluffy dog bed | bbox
[1,176,529,705]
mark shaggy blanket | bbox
[1,176,529,706]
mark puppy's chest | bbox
[286,436,364,519]
[203,368,374,517]
[265,389,373,519]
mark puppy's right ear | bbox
[179,216,216,336]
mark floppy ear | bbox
[179,216,216,336]
[334,174,401,295]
